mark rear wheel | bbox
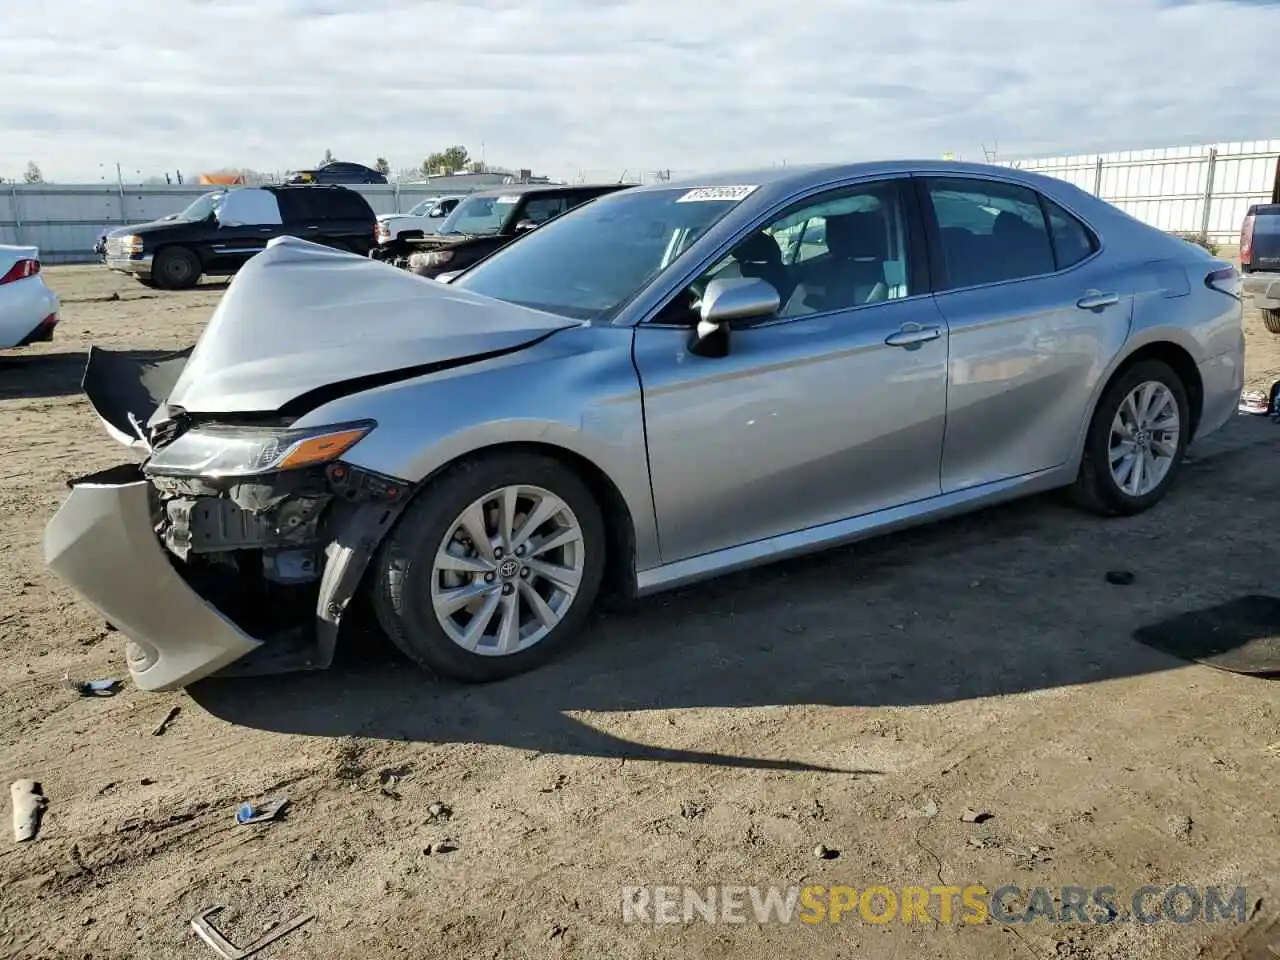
[152,246,201,290]
[372,453,606,682]
[1071,359,1190,516]
[1262,308,1280,334]
[134,277,161,289]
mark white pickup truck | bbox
[373,195,465,260]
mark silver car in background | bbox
[44,160,1244,690]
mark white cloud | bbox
[2,0,1278,182]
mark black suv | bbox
[103,185,378,289]
[387,183,630,279]
[287,161,388,185]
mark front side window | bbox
[451,187,744,320]
[437,194,519,236]
[175,191,224,222]
[520,196,569,224]
[926,178,1056,287]
[654,180,915,325]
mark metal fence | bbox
[999,139,1280,243]
[0,183,498,264]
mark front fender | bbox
[290,325,661,570]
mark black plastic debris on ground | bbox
[1132,595,1280,676]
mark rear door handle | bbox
[885,323,942,348]
[1076,290,1119,310]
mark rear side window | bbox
[926,178,1056,288]
[318,188,375,222]
[1042,197,1097,269]
[274,189,313,224]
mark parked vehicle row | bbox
[384,183,627,278]
[103,185,378,289]
[374,194,464,253]
[48,160,1244,693]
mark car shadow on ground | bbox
[0,349,181,402]
[190,416,1280,771]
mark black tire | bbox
[1262,309,1280,334]
[152,246,201,290]
[1071,359,1190,516]
[372,452,606,682]
[133,277,161,289]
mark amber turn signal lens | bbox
[276,428,369,470]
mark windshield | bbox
[173,191,224,222]
[452,187,744,320]
[438,194,519,236]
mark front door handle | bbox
[1076,290,1119,310]
[885,323,942,348]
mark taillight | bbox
[1241,214,1255,267]
[0,258,39,285]
[1206,265,1242,299]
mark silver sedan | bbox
[45,160,1244,690]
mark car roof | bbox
[1249,203,1280,216]
[625,160,1074,196]
[464,183,628,199]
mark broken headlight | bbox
[145,421,374,478]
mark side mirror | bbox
[515,219,539,232]
[689,277,781,358]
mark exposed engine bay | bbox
[141,453,412,676]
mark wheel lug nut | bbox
[484,573,495,583]
[494,547,504,559]
[502,583,514,595]
[520,567,530,578]
[515,545,526,557]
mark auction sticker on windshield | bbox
[676,185,759,203]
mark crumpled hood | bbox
[162,236,582,415]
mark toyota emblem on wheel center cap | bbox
[498,557,521,580]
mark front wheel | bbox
[372,453,606,682]
[1071,359,1190,516]
[152,246,201,290]
[1262,308,1280,334]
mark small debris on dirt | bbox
[11,780,48,842]
[921,798,939,818]
[968,837,993,849]
[425,839,457,855]
[814,843,839,860]
[539,774,568,794]
[960,807,994,824]
[548,923,567,940]
[63,675,121,698]
[139,778,155,786]
[1008,844,1053,869]
[1265,741,1280,758]
[378,771,402,800]
[1167,814,1193,840]
[235,797,289,826]
[1105,570,1135,586]
[425,801,452,824]
[151,706,181,736]
[95,782,116,797]
[680,800,707,820]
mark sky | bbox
[3,0,1280,183]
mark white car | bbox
[373,195,465,258]
[0,245,59,349]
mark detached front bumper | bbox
[43,465,262,691]
[105,254,153,278]
[1243,272,1280,311]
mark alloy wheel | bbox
[1108,380,1180,497]
[429,485,585,656]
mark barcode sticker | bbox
[675,185,759,203]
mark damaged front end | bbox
[45,351,413,691]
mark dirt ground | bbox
[1,265,1278,960]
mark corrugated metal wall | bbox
[0,183,488,263]
[1003,139,1280,241]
